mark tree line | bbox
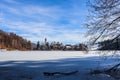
[34,39,88,51]
[0,30,88,51]
[0,29,119,51]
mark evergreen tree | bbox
[36,41,40,50]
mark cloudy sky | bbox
[0,0,88,44]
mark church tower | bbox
[45,38,47,44]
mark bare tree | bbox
[85,1,120,79]
[86,0,120,44]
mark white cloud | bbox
[0,3,63,20]
[22,5,62,19]
[0,18,87,43]
[3,0,18,4]
[0,0,88,44]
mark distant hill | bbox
[0,30,33,50]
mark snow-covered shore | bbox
[0,51,119,61]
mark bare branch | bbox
[86,0,120,44]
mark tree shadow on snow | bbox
[0,56,119,80]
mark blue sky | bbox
[0,0,88,44]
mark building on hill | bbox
[63,44,73,50]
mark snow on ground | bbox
[0,51,120,80]
[0,51,99,61]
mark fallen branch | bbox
[43,70,78,76]
[104,63,120,80]
[89,63,120,80]
[90,69,103,75]
[105,63,120,73]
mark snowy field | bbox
[0,51,120,80]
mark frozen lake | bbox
[0,51,120,80]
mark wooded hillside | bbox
[0,30,33,50]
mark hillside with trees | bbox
[98,38,120,50]
[0,30,33,50]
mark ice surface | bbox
[0,51,119,80]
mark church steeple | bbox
[45,38,47,44]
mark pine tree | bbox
[36,41,40,50]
